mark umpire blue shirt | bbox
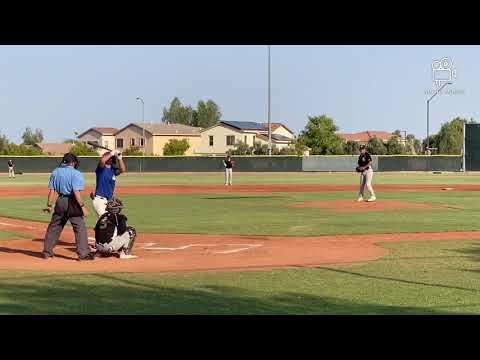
[48,165,85,196]
[95,166,120,200]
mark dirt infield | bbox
[289,199,461,213]
[0,216,479,273]
[1,183,480,198]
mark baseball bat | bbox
[87,141,112,152]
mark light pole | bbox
[267,45,272,156]
[426,82,452,152]
[136,97,145,173]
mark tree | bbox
[163,139,190,156]
[194,100,222,128]
[0,134,8,153]
[405,134,421,155]
[343,140,360,155]
[230,140,250,155]
[297,115,344,155]
[162,97,195,125]
[123,147,144,156]
[367,137,387,155]
[69,142,98,156]
[252,141,269,155]
[422,134,439,153]
[21,127,44,145]
[292,138,309,156]
[386,135,405,155]
[436,117,466,154]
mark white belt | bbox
[95,195,108,201]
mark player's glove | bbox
[355,166,363,173]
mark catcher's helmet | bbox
[105,197,124,214]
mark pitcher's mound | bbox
[290,199,452,213]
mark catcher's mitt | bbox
[355,166,363,173]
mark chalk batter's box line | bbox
[141,243,263,254]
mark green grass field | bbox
[1,171,480,314]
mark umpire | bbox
[42,153,94,261]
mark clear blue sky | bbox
[0,45,478,143]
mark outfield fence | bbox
[0,155,463,173]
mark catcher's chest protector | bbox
[95,213,127,244]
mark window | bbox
[140,138,145,147]
[104,141,109,149]
[253,135,256,144]
[209,135,214,147]
[130,138,136,147]
[244,135,247,144]
[226,135,235,146]
[116,138,124,148]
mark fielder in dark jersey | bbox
[357,145,376,202]
[224,156,234,185]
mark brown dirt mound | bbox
[0,217,479,273]
[290,199,458,213]
[1,184,480,198]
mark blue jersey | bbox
[48,165,84,196]
[95,166,120,200]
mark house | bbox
[198,120,295,155]
[337,131,393,144]
[114,123,202,156]
[34,143,73,155]
[262,123,295,139]
[76,127,118,153]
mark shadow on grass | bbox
[0,272,458,315]
[315,267,480,293]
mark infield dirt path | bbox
[0,216,479,273]
[0,183,477,197]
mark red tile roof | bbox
[93,127,118,135]
[34,143,73,155]
[261,122,294,134]
[338,131,393,142]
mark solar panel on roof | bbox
[222,121,266,130]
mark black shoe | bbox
[42,253,54,260]
[78,252,96,261]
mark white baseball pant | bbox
[92,196,108,217]
[225,168,233,185]
[359,167,376,198]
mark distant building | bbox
[198,121,295,155]
[337,131,394,144]
[114,123,202,156]
[76,127,118,154]
[34,143,73,155]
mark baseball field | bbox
[1,171,480,314]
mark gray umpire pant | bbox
[43,196,90,259]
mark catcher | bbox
[94,197,138,259]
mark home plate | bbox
[119,253,138,259]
